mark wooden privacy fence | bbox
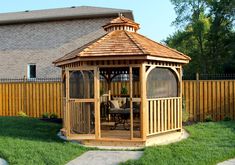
[182,80,235,121]
[0,79,62,118]
[0,79,235,121]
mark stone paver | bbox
[217,158,235,165]
[0,158,8,165]
[66,151,143,165]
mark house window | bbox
[27,64,36,79]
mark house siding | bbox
[0,17,111,78]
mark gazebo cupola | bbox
[102,15,140,32]
[54,16,191,147]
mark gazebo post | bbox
[129,66,133,139]
[65,69,70,137]
[95,67,101,139]
[179,66,183,131]
[107,69,112,101]
[140,63,147,140]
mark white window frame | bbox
[27,64,36,79]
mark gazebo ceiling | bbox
[54,16,191,66]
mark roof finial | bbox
[103,15,140,32]
[119,13,123,17]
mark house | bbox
[0,6,133,79]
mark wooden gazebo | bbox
[54,16,190,147]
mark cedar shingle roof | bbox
[54,16,190,65]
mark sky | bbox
[0,0,177,42]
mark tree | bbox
[166,0,235,74]
[206,0,235,73]
[169,0,210,73]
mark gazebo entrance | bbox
[99,67,141,140]
[67,67,98,137]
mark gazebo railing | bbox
[147,97,181,136]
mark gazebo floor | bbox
[101,129,141,139]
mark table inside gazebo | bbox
[107,108,139,130]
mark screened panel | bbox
[69,70,94,99]
[62,73,66,97]
[70,102,95,134]
[147,68,178,99]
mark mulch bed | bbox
[40,118,62,124]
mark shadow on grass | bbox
[0,116,63,143]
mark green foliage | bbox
[18,111,28,117]
[122,121,235,165]
[0,117,86,164]
[165,0,235,74]
[42,112,58,119]
[121,86,128,95]
[100,88,104,96]
[223,116,232,121]
[50,113,58,119]
[42,112,50,119]
[205,115,213,122]
[182,97,189,122]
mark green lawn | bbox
[0,117,234,165]
[122,121,235,165]
[0,117,87,165]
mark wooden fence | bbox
[182,80,235,121]
[0,80,62,118]
[0,79,235,121]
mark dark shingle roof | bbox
[0,6,133,25]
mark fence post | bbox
[23,76,27,115]
[196,73,199,121]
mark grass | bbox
[122,121,235,165]
[0,117,234,165]
[0,117,87,165]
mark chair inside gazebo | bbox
[99,67,141,139]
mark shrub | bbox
[42,112,50,119]
[100,88,104,96]
[205,115,213,122]
[18,111,28,117]
[223,116,231,121]
[121,86,128,95]
[182,97,189,122]
[50,113,58,119]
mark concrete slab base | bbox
[0,158,8,165]
[146,129,189,146]
[66,151,143,165]
[217,158,235,165]
[58,129,189,149]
